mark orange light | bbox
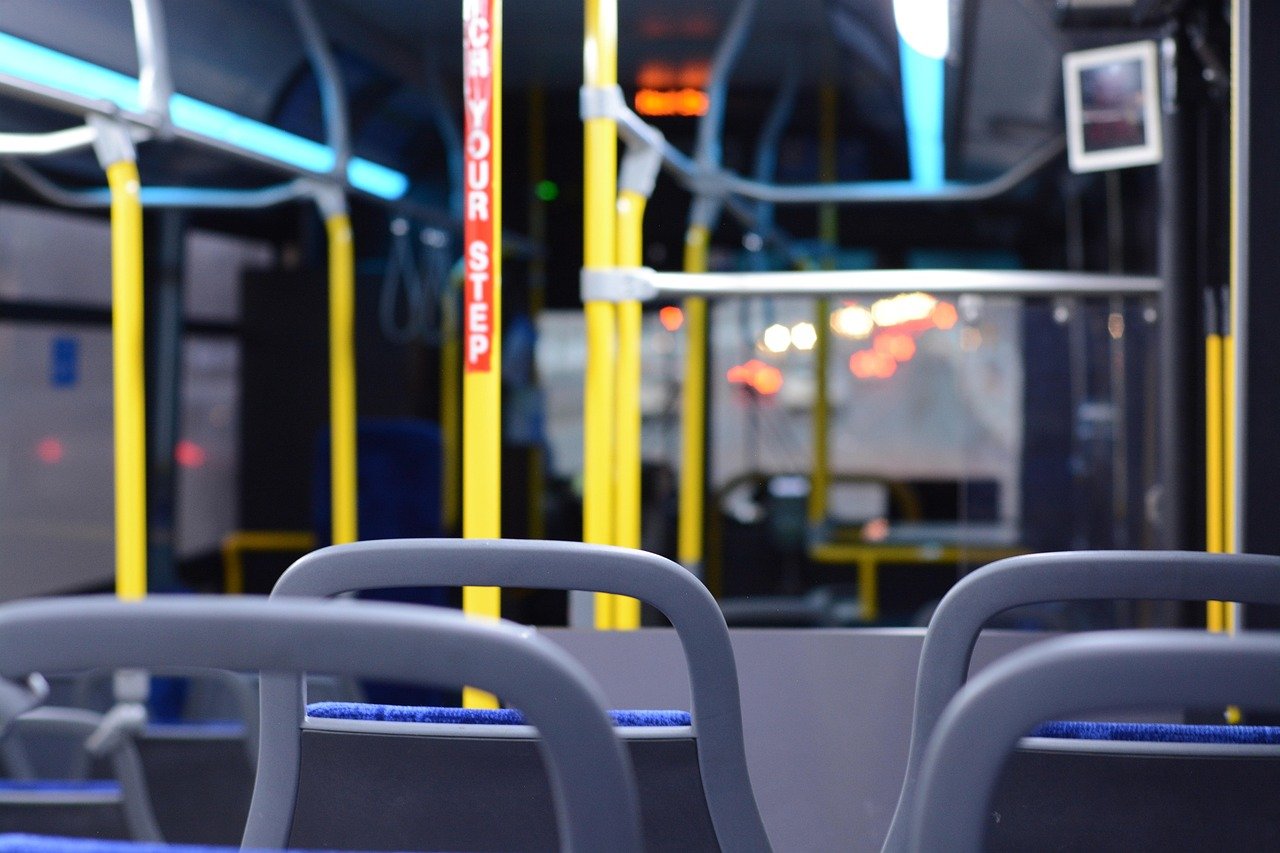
[636,61,677,89]
[175,439,207,469]
[635,88,709,117]
[874,332,916,362]
[36,436,63,464]
[677,60,711,88]
[931,301,958,330]
[727,359,783,396]
[849,349,898,380]
[659,305,684,331]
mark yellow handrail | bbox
[583,0,619,628]
[677,226,710,573]
[221,530,316,595]
[608,189,647,629]
[106,159,147,601]
[462,0,503,707]
[326,211,358,545]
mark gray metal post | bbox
[144,209,187,592]
[1156,34,1191,550]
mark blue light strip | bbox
[0,31,409,200]
[898,36,946,189]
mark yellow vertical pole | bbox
[678,227,710,573]
[609,189,646,629]
[583,0,619,628]
[462,0,503,707]
[1224,0,1240,641]
[809,85,838,529]
[1206,327,1224,632]
[106,159,147,601]
[326,211,358,546]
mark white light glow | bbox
[870,292,937,327]
[893,0,950,60]
[831,305,875,339]
[762,324,791,354]
[791,322,818,351]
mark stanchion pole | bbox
[462,0,503,707]
[581,0,620,629]
[98,122,147,601]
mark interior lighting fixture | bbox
[894,0,948,188]
[761,323,792,354]
[0,32,410,200]
[634,88,709,117]
[893,0,950,61]
[790,321,818,351]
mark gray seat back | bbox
[909,630,1280,852]
[0,596,641,853]
[256,538,769,852]
[883,550,1280,851]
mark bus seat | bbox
[0,596,641,853]
[258,538,771,853]
[63,669,260,846]
[0,707,159,841]
[909,630,1280,853]
[883,550,1280,852]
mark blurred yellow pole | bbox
[106,158,147,601]
[1206,329,1224,632]
[809,84,838,527]
[462,0,503,707]
[678,226,710,573]
[583,0,619,628]
[608,189,647,629]
[326,212,358,546]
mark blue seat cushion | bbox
[307,702,691,728]
[1031,720,1280,745]
[0,781,119,793]
[0,836,391,853]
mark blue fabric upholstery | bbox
[0,836,386,853]
[1031,720,1280,745]
[0,782,119,793]
[307,702,691,728]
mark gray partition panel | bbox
[544,627,1048,852]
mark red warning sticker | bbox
[463,0,497,373]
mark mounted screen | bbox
[1063,40,1163,173]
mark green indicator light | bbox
[535,180,559,202]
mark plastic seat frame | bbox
[909,630,1280,852]
[250,538,772,853]
[882,550,1280,852]
[0,596,642,853]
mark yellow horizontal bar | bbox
[220,530,316,595]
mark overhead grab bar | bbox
[290,0,351,174]
[582,267,1163,303]
[2,158,314,209]
[0,124,103,157]
[128,0,173,127]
